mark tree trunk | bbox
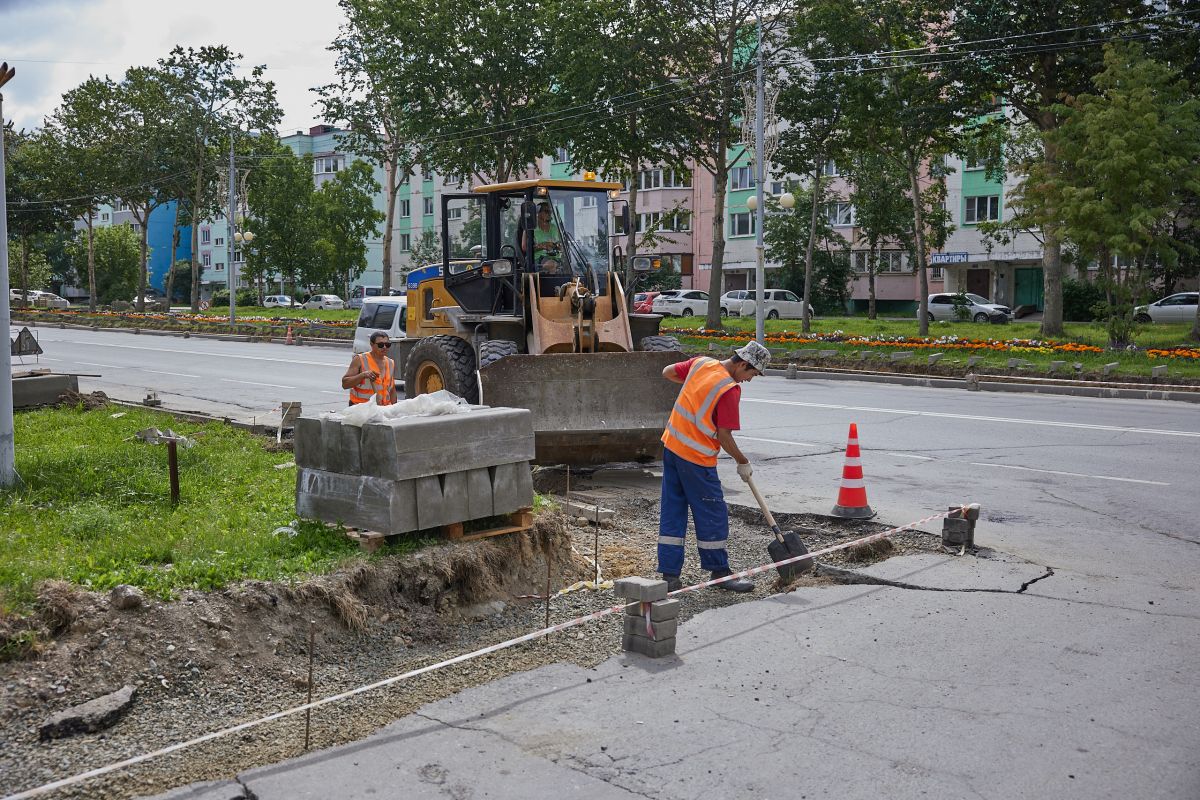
[190,167,204,312]
[19,236,29,308]
[704,164,730,330]
[136,209,149,313]
[165,203,180,308]
[381,150,399,295]
[868,243,878,320]
[802,160,823,334]
[907,160,929,337]
[85,214,97,312]
[1039,122,1064,336]
[626,158,640,297]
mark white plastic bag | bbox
[338,394,386,427]
[379,390,471,422]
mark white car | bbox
[264,295,294,308]
[733,289,813,320]
[1134,292,1198,323]
[924,292,1012,323]
[12,290,70,309]
[304,294,345,310]
[719,290,750,318]
[652,289,709,317]
[353,295,407,353]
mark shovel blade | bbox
[768,531,813,582]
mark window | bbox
[215,262,224,271]
[201,229,211,244]
[202,252,211,267]
[666,212,690,232]
[782,291,800,302]
[400,199,411,218]
[214,237,224,247]
[930,266,944,280]
[636,212,662,233]
[101,212,109,222]
[964,195,1000,223]
[852,250,906,273]
[729,211,755,237]
[964,155,984,171]
[423,197,434,215]
[664,168,692,188]
[580,195,597,208]
[614,214,628,235]
[769,180,786,196]
[554,147,569,163]
[731,166,754,191]
[233,250,243,263]
[370,303,398,330]
[399,233,411,252]
[639,169,662,191]
[313,156,344,174]
[447,207,463,220]
[826,202,855,226]
[822,160,839,177]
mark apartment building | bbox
[70,200,191,300]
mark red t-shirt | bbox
[672,358,741,430]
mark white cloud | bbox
[0,0,345,133]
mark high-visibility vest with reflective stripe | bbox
[661,357,736,467]
[349,351,394,406]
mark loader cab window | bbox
[446,196,488,261]
[513,189,611,280]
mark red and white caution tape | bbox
[3,504,970,800]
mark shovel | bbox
[744,475,814,582]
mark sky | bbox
[0,0,346,133]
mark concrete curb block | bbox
[762,366,1200,404]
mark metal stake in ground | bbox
[304,621,315,751]
[744,474,813,582]
[544,531,552,632]
[166,440,180,504]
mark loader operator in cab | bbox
[343,331,397,406]
[527,202,562,273]
[655,341,771,594]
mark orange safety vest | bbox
[348,351,395,406]
[661,357,737,467]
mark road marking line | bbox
[744,398,1200,438]
[887,452,934,460]
[142,369,200,378]
[966,461,1169,486]
[741,436,821,447]
[77,361,122,369]
[320,390,347,395]
[54,339,346,368]
[221,378,297,389]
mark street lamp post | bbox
[753,17,767,346]
[224,133,254,325]
[0,62,18,488]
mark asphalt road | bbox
[12,327,1200,799]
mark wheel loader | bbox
[391,177,686,465]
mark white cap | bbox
[734,340,770,372]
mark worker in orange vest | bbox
[657,340,770,593]
[342,332,397,405]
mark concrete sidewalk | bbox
[153,552,1200,800]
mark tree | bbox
[246,147,320,295]
[953,0,1151,337]
[763,183,851,312]
[843,150,913,319]
[1040,43,1200,346]
[68,223,140,303]
[320,6,421,296]
[3,127,69,306]
[158,45,281,311]
[408,229,440,270]
[311,160,384,295]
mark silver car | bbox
[652,289,708,317]
[924,293,1011,323]
[1134,292,1198,323]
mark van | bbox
[353,295,408,353]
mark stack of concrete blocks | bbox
[294,407,535,534]
[942,503,981,549]
[614,577,680,659]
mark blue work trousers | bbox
[657,448,730,575]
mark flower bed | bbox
[1147,347,1200,360]
[664,327,1106,356]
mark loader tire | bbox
[404,335,479,403]
[639,335,683,352]
[479,339,519,368]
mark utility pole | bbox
[227,134,237,326]
[753,18,766,346]
[0,63,17,488]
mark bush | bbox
[1062,279,1105,322]
[209,289,259,307]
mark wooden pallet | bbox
[344,507,535,552]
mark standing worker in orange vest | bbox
[342,332,397,405]
[657,341,770,593]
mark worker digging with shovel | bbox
[656,341,772,593]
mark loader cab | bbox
[438,179,621,316]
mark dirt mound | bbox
[56,390,110,410]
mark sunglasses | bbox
[373,342,391,348]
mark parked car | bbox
[10,289,69,309]
[348,285,383,309]
[353,295,408,353]
[303,294,345,310]
[719,290,751,318]
[1134,292,1198,323]
[633,291,660,313]
[924,292,1012,323]
[652,289,708,317]
[264,295,294,308]
[732,289,813,320]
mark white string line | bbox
[2,506,964,800]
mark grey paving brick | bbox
[293,416,363,475]
[613,577,668,602]
[624,598,680,621]
[622,633,676,658]
[623,616,678,641]
[415,470,471,530]
[359,408,534,481]
[464,467,494,520]
[491,462,534,515]
[295,468,417,534]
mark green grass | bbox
[0,406,376,615]
[661,316,1200,379]
[237,306,359,323]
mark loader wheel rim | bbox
[415,361,445,394]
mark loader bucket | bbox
[479,351,688,465]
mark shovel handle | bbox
[744,475,786,543]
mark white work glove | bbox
[736,462,753,482]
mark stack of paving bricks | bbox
[942,503,981,549]
[614,577,680,658]
[294,407,535,535]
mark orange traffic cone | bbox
[831,423,875,519]
[285,325,294,345]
